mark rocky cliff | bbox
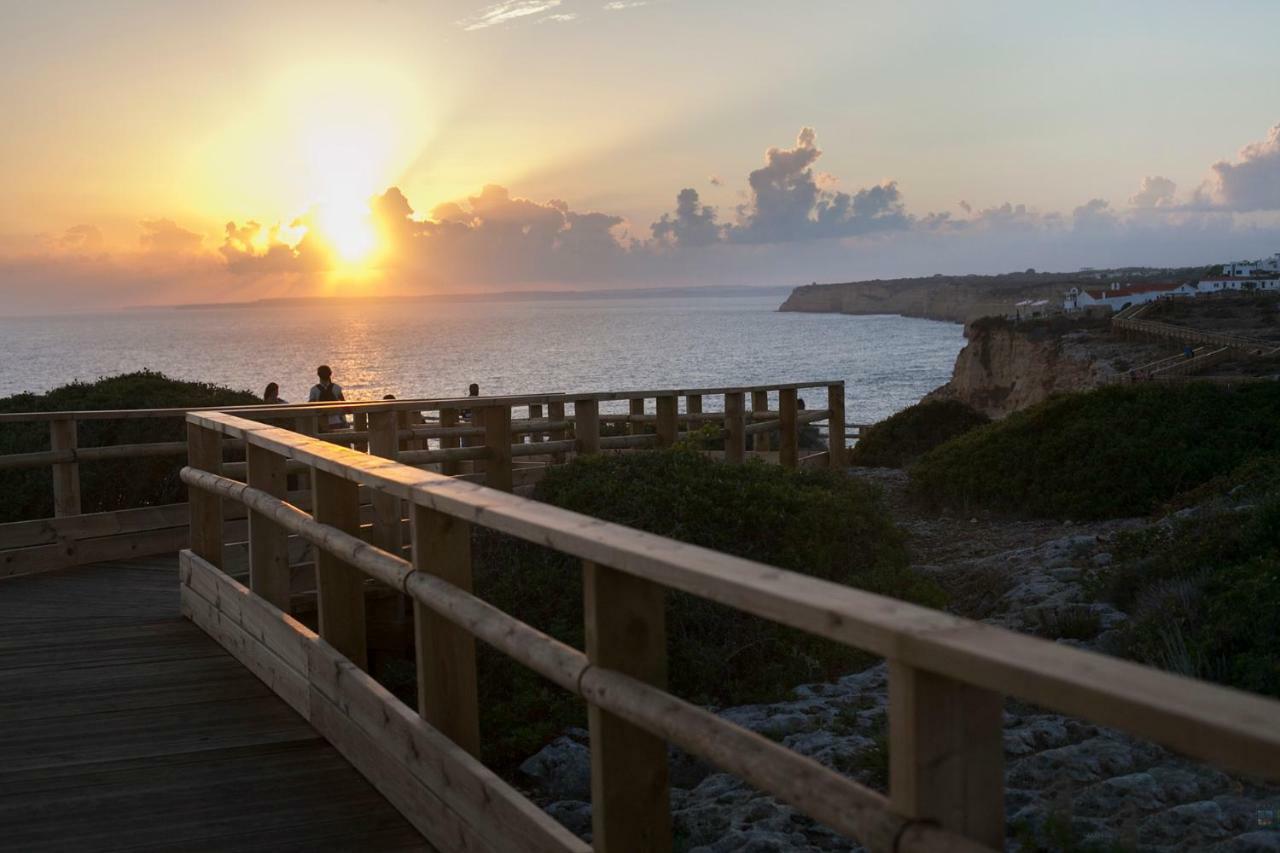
[777,266,1211,325]
[926,319,1118,418]
[778,274,1074,323]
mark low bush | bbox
[849,399,989,468]
[1088,495,1280,698]
[908,382,1280,520]
[0,371,260,522]
[468,448,944,770]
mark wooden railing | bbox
[0,382,847,577]
[1112,314,1279,354]
[176,409,1280,852]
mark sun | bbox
[318,199,377,264]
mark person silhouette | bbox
[262,382,287,404]
[308,365,347,430]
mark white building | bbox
[1063,281,1197,313]
[1222,253,1280,276]
[1198,276,1280,293]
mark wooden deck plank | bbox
[0,554,429,852]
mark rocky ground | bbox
[516,469,1280,852]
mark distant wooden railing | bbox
[0,382,847,577]
[177,408,1280,852]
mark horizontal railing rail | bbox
[177,408,1280,853]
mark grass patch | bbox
[468,448,944,771]
[849,399,989,469]
[0,371,260,522]
[908,382,1280,521]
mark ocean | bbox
[0,296,964,422]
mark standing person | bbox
[308,365,347,431]
[262,382,287,404]
[463,383,480,422]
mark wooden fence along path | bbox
[0,382,845,578]
[3,381,1280,851]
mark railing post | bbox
[888,661,1004,847]
[411,504,481,757]
[548,401,568,464]
[49,417,81,517]
[186,421,223,568]
[686,394,706,435]
[368,410,402,553]
[629,398,646,436]
[480,405,513,492]
[246,443,290,611]
[724,392,746,463]
[779,388,798,469]
[312,468,368,670]
[528,403,543,445]
[827,382,846,469]
[583,560,671,852]
[439,408,461,476]
[751,390,770,453]
[352,411,369,452]
[656,395,677,448]
[575,398,600,456]
[295,415,317,491]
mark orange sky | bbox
[4,2,1280,313]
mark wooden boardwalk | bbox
[0,555,429,852]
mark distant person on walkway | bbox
[262,382,287,404]
[1183,345,1195,360]
[308,365,347,430]
[463,383,480,421]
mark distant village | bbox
[1012,252,1280,319]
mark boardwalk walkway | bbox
[0,555,428,852]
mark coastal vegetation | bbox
[0,372,259,522]
[848,399,989,468]
[465,448,944,769]
[907,382,1280,520]
[1087,455,1280,699]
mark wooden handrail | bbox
[174,408,1280,852]
[179,460,987,852]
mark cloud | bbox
[603,0,649,9]
[650,188,720,247]
[57,225,103,253]
[1130,175,1177,208]
[139,218,202,254]
[1204,123,1280,211]
[1072,197,1119,231]
[724,127,910,243]
[459,0,566,30]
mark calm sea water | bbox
[0,296,963,422]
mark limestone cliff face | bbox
[926,322,1110,418]
[779,279,1059,324]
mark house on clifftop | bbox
[1063,281,1197,313]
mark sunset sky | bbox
[4,1,1280,313]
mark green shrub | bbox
[1089,495,1280,698]
[0,371,260,522]
[908,382,1280,520]
[849,400,989,468]
[469,449,944,770]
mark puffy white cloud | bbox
[1203,123,1280,211]
[1130,175,1177,208]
